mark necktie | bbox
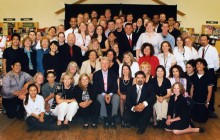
[128,36,132,48]
[136,86,142,103]
[70,46,73,57]
[104,73,107,92]
[202,48,205,59]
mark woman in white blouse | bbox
[119,52,139,78]
[157,41,176,77]
[75,22,91,56]
[173,36,191,71]
[184,37,199,60]
[136,21,164,60]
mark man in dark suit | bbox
[118,23,138,57]
[60,33,83,70]
[125,71,156,134]
[93,57,119,129]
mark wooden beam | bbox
[55,0,87,15]
[152,0,185,16]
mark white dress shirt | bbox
[64,28,79,42]
[173,47,191,71]
[75,33,91,56]
[184,46,199,60]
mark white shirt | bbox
[64,28,78,42]
[75,33,91,56]
[136,32,164,56]
[184,46,199,60]
[24,94,45,118]
[198,44,219,71]
[173,47,191,71]
[119,62,139,78]
[157,53,176,77]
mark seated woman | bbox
[117,64,133,128]
[112,43,122,64]
[24,83,59,131]
[139,62,153,83]
[165,82,204,134]
[106,49,119,76]
[51,72,79,130]
[33,72,44,95]
[42,71,59,114]
[74,74,101,129]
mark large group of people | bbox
[0,9,219,135]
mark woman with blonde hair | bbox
[119,51,139,78]
[63,61,80,85]
[139,62,153,83]
[88,38,103,59]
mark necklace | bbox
[123,79,130,85]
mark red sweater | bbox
[138,55,159,77]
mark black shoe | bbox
[199,127,205,133]
[63,124,69,130]
[110,123,116,129]
[153,125,159,129]
[91,123,97,129]
[121,120,125,128]
[125,123,130,128]
[137,128,145,135]
[103,123,109,129]
[83,124,89,129]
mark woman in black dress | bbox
[117,64,133,127]
[92,25,107,54]
[106,49,119,76]
[74,73,101,129]
[185,59,195,94]
[165,82,204,134]
[190,58,213,123]
[43,41,62,81]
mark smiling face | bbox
[35,74,44,85]
[41,39,49,49]
[12,36,20,47]
[96,26,103,35]
[156,67,165,78]
[122,66,130,77]
[136,74,145,86]
[162,42,170,53]
[29,86,38,99]
[146,22,155,32]
[172,84,180,96]
[89,51,97,62]
[63,75,72,87]
[24,39,32,48]
[176,37,183,47]
[81,75,89,87]
[172,68,180,78]
[107,51,114,61]
[141,65,150,75]
[186,64,194,75]
[50,43,58,53]
[11,62,21,74]
[123,54,131,64]
[47,73,56,84]
[143,46,151,56]
[58,33,65,43]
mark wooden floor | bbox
[1,92,220,140]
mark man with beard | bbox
[124,71,156,134]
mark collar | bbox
[102,70,108,75]
[126,34,132,39]
[9,71,22,77]
[24,48,33,53]
[136,84,143,89]
[203,44,209,50]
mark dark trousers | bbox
[78,100,101,124]
[191,104,208,123]
[207,69,216,112]
[2,97,25,119]
[124,106,153,130]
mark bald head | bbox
[67,33,76,46]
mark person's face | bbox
[24,39,32,48]
[176,37,183,46]
[58,34,65,43]
[47,73,56,83]
[174,22,180,29]
[105,10,111,18]
[69,66,76,74]
[92,19,98,26]
[162,23,169,33]
[63,76,72,87]
[108,22,115,31]
[125,25,133,35]
[127,15,133,22]
[81,76,89,87]
[29,86,37,99]
[91,11,98,18]
[70,18,77,28]
[115,19,123,29]
[83,13,89,22]
[141,66,150,75]
[152,15,159,24]
[107,51,114,61]
[12,36,20,46]
[99,21,107,29]
[99,15,106,21]
[156,68,165,78]
[79,23,87,32]
[92,41,99,50]
[35,75,44,85]
[101,60,110,71]
[162,42,170,53]
[89,51,97,62]
[196,62,205,72]
[112,45,119,53]
[67,34,76,45]
[132,23,137,30]
[200,36,209,46]
[42,39,49,49]
[50,43,58,53]
[77,14,83,24]
[173,84,181,95]
[186,64,194,75]
[123,54,131,63]
[146,22,154,32]
[142,14,148,19]
[168,18,175,26]
[172,68,179,78]
[159,14,166,23]
[49,28,56,37]
[143,46,151,56]
[11,62,21,74]
[137,18,143,27]
[36,32,42,40]
[96,26,103,35]
[120,16,125,23]
[88,23,95,32]
[136,74,145,86]
[144,19,150,26]
[29,32,36,41]
[184,38,192,47]
[108,33,116,42]
[122,66,130,76]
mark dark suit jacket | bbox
[93,69,118,95]
[126,83,156,110]
[157,23,162,33]
[60,44,83,70]
[118,33,139,57]
[74,84,97,103]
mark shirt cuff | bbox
[101,92,106,96]
[131,106,135,112]
[143,101,148,107]
[109,93,113,96]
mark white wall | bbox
[0,0,220,33]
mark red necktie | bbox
[128,36,132,48]
[70,46,73,57]
[202,48,205,59]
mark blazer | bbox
[93,69,118,95]
[118,33,139,57]
[126,83,156,110]
[74,84,97,103]
[80,59,101,75]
